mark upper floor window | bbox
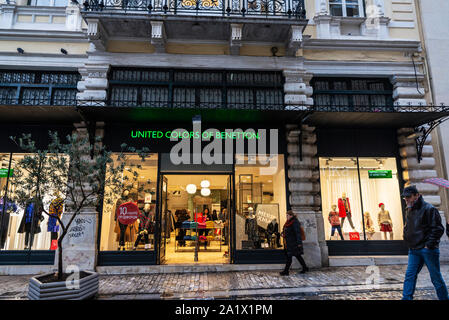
[311,78,393,110]
[27,0,68,6]
[329,0,365,17]
[0,70,80,106]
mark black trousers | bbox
[284,253,307,272]
[119,222,127,246]
[134,232,149,247]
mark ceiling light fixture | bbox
[186,184,197,194]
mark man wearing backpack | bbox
[402,185,448,300]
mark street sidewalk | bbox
[0,264,448,300]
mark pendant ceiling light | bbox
[200,180,210,188]
[186,184,197,194]
[201,188,211,197]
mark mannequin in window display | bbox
[17,197,44,250]
[338,192,356,231]
[245,207,259,248]
[364,212,376,240]
[47,190,63,248]
[328,204,344,240]
[266,218,281,248]
[219,207,228,244]
[113,187,136,251]
[377,203,393,240]
[133,203,153,251]
[0,191,18,249]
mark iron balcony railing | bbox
[1,97,449,113]
[82,0,306,19]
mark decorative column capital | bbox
[86,18,108,52]
[150,20,166,53]
[230,23,243,55]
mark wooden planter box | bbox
[28,271,99,300]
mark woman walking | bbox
[280,210,309,276]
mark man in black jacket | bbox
[402,185,448,300]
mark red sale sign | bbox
[118,202,139,225]
[349,232,360,240]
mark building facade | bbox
[0,0,448,274]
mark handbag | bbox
[300,225,306,241]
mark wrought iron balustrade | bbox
[82,0,306,19]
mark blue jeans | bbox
[402,248,449,300]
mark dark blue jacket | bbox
[283,217,303,256]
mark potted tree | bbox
[10,130,150,300]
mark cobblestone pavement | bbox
[1,264,448,300]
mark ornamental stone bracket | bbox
[230,23,243,56]
[86,18,108,52]
[76,64,110,106]
[286,124,328,268]
[150,21,166,53]
[391,75,427,107]
[286,25,303,57]
[283,69,314,110]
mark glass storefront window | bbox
[235,155,287,250]
[320,157,403,241]
[100,153,158,251]
[0,153,69,251]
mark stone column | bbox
[76,64,110,106]
[286,124,328,268]
[391,75,427,108]
[56,123,103,272]
[283,69,313,110]
[397,128,449,261]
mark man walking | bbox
[402,185,448,300]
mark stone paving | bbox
[0,264,448,300]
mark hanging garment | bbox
[0,197,18,248]
[338,197,351,218]
[245,217,258,242]
[47,197,63,233]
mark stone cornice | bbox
[0,29,87,42]
[0,52,87,69]
[303,38,421,52]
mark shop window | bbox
[28,0,68,6]
[320,157,403,241]
[312,77,393,110]
[235,155,287,250]
[0,153,69,251]
[99,154,158,252]
[0,70,80,106]
[329,0,364,17]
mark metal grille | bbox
[0,70,80,106]
[83,0,306,19]
[312,78,394,111]
[108,68,284,109]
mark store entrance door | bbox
[158,173,233,264]
[156,176,168,264]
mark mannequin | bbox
[17,196,44,250]
[266,218,281,248]
[364,212,376,240]
[328,204,344,240]
[47,190,63,248]
[0,191,18,249]
[338,192,356,231]
[133,203,153,251]
[378,203,393,240]
[245,207,258,248]
[114,188,135,251]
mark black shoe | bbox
[280,270,289,276]
[300,267,309,274]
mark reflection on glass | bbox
[235,155,286,250]
[320,157,404,241]
[320,158,362,240]
[0,153,69,251]
[358,157,403,240]
[100,154,158,251]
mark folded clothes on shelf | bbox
[206,236,214,241]
[182,221,191,228]
[199,235,207,241]
[197,222,206,229]
[206,221,214,229]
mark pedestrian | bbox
[402,185,448,300]
[280,210,308,276]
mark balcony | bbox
[81,0,307,55]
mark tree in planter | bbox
[10,131,151,281]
